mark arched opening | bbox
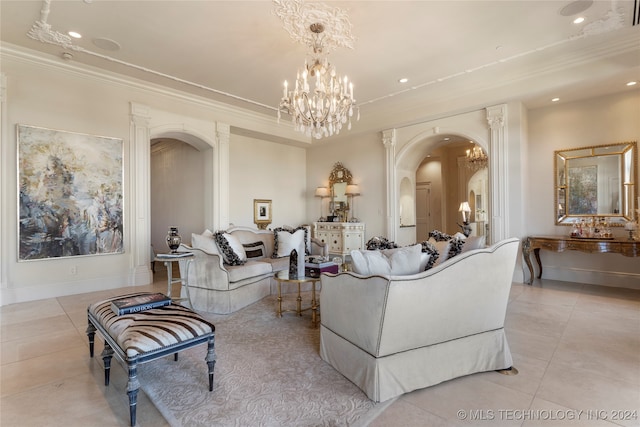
[395,130,490,245]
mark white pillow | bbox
[214,232,247,265]
[418,252,432,271]
[429,239,452,265]
[351,244,422,276]
[191,230,218,254]
[223,233,247,262]
[462,235,486,252]
[275,229,306,258]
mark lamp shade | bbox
[315,187,330,197]
[345,184,360,196]
[459,202,471,213]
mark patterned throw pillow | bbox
[419,240,439,271]
[214,231,246,265]
[242,241,266,259]
[366,236,398,250]
[273,226,309,258]
[427,230,464,261]
[428,230,453,242]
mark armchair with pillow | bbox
[320,237,520,402]
[177,225,328,314]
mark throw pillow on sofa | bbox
[428,230,464,264]
[366,236,398,250]
[351,243,422,276]
[461,235,486,252]
[191,229,219,254]
[243,241,266,259]
[419,240,439,271]
[273,226,308,258]
[214,231,247,265]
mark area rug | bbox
[139,294,393,426]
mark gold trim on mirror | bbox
[554,141,637,226]
[328,162,353,186]
[327,162,353,222]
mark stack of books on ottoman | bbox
[111,293,172,315]
[304,261,339,278]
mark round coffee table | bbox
[274,271,321,324]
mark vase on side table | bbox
[166,226,182,253]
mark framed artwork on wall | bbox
[17,124,124,261]
[253,199,272,230]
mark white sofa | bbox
[319,238,520,402]
[177,226,328,314]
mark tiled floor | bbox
[1,273,639,427]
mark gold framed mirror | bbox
[328,162,353,222]
[555,141,637,226]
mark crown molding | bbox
[0,44,311,145]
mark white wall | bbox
[0,48,310,305]
[526,90,640,288]
[229,134,306,228]
[306,132,387,241]
[1,47,638,304]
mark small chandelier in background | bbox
[278,23,358,139]
[465,144,488,171]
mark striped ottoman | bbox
[86,293,216,427]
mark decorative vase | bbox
[289,249,299,279]
[166,226,181,253]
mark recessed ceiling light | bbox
[398,78,408,83]
[559,0,593,17]
[92,38,121,51]
[552,97,560,102]
[444,137,450,141]
[68,31,82,39]
[627,81,637,86]
[573,17,585,24]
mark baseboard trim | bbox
[539,266,640,290]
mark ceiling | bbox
[1,0,639,143]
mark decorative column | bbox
[383,129,397,242]
[0,73,7,292]
[214,122,230,230]
[129,102,153,285]
[486,104,508,243]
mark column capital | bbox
[130,102,150,127]
[486,104,506,130]
[215,122,230,144]
[382,129,396,148]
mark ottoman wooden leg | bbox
[127,356,140,427]
[86,322,96,357]
[206,336,216,391]
[101,343,114,386]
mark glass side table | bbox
[154,252,194,305]
[274,271,321,324]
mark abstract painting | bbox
[18,124,124,260]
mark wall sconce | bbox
[345,184,361,222]
[315,187,330,221]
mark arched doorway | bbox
[150,137,207,252]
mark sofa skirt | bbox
[319,325,513,402]
[182,275,271,314]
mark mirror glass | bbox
[328,162,353,222]
[555,141,637,226]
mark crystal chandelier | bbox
[465,145,488,171]
[278,22,358,139]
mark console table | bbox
[313,222,365,258]
[522,236,639,285]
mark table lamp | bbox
[314,187,330,221]
[345,184,361,222]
